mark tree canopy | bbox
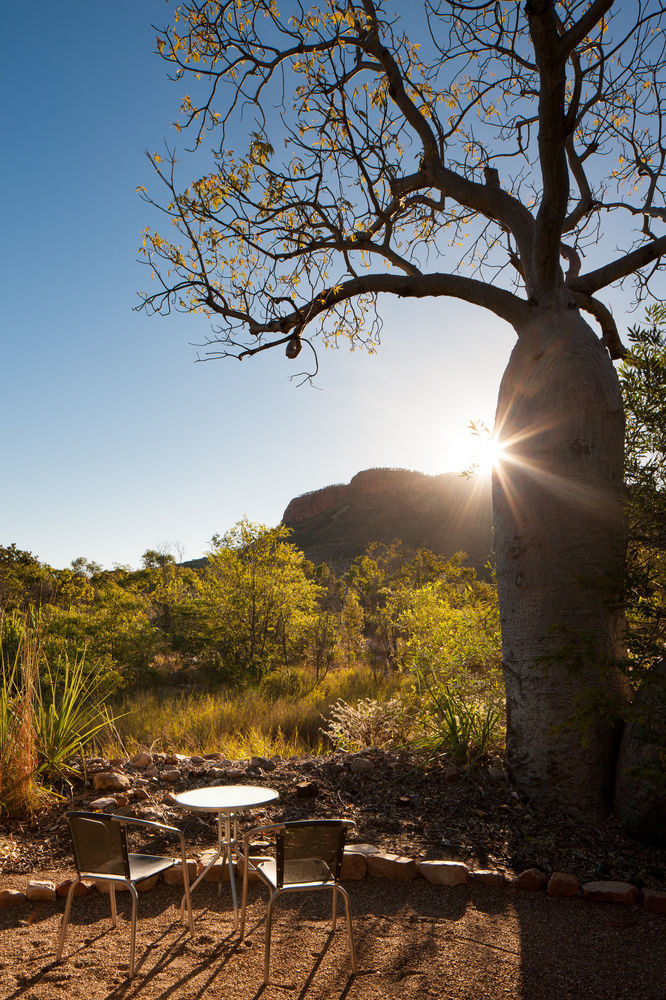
[140,0,666,368]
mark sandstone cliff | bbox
[282,467,493,573]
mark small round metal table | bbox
[173,784,279,928]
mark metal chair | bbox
[56,810,195,979]
[240,819,357,984]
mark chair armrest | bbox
[112,815,183,837]
[242,822,285,848]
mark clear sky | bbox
[0,1,634,571]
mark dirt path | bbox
[2,879,665,1000]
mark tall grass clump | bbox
[411,672,502,766]
[0,632,40,815]
[0,613,121,815]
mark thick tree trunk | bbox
[493,308,628,820]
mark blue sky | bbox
[0,1,639,570]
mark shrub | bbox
[321,696,413,751]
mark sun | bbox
[450,423,506,477]
[473,433,506,474]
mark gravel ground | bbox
[2,749,666,999]
[1,878,665,1000]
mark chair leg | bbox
[264,890,279,985]
[128,884,139,979]
[240,852,249,941]
[331,885,338,930]
[109,883,117,927]
[338,885,357,974]
[55,877,80,961]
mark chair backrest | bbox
[67,811,130,879]
[276,820,349,888]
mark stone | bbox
[88,796,117,810]
[582,881,639,906]
[614,654,666,846]
[227,767,245,780]
[95,879,131,893]
[366,852,419,881]
[295,780,318,798]
[136,875,160,892]
[129,751,153,769]
[162,860,198,886]
[160,769,181,783]
[442,764,461,783]
[418,861,469,887]
[516,868,548,891]
[250,756,275,771]
[547,872,580,898]
[92,772,131,793]
[472,870,505,889]
[207,767,228,779]
[191,756,205,765]
[131,788,150,802]
[340,851,367,880]
[26,880,57,902]
[487,759,506,780]
[144,765,159,778]
[136,807,163,822]
[349,757,373,775]
[0,889,27,909]
[56,879,92,898]
[346,842,379,856]
[642,889,666,914]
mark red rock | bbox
[26,880,56,902]
[56,879,92,898]
[92,772,131,793]
[366,852,419,880]
[418,861,469,886]
[295,780,318,797]
[162,860,198,886]
[472,870,505,888]
[516,868,548,891]
[547,872,580,897]
[346,843,379,856]
[0,889,26,909]
[582,881,639,905]
[341,851,367,880]
[643,889,666,914]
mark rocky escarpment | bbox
[283,467,493,573]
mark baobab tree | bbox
[139,0,666,823]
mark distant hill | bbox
[282,467,494,574]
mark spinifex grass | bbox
[411,672,503,766]
[1,619,122,815]
[34,652,121,783]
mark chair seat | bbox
[256,857,334,888]
[128,854,176,882]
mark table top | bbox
[173,784,279,812]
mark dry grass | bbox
[101,666,406,757]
